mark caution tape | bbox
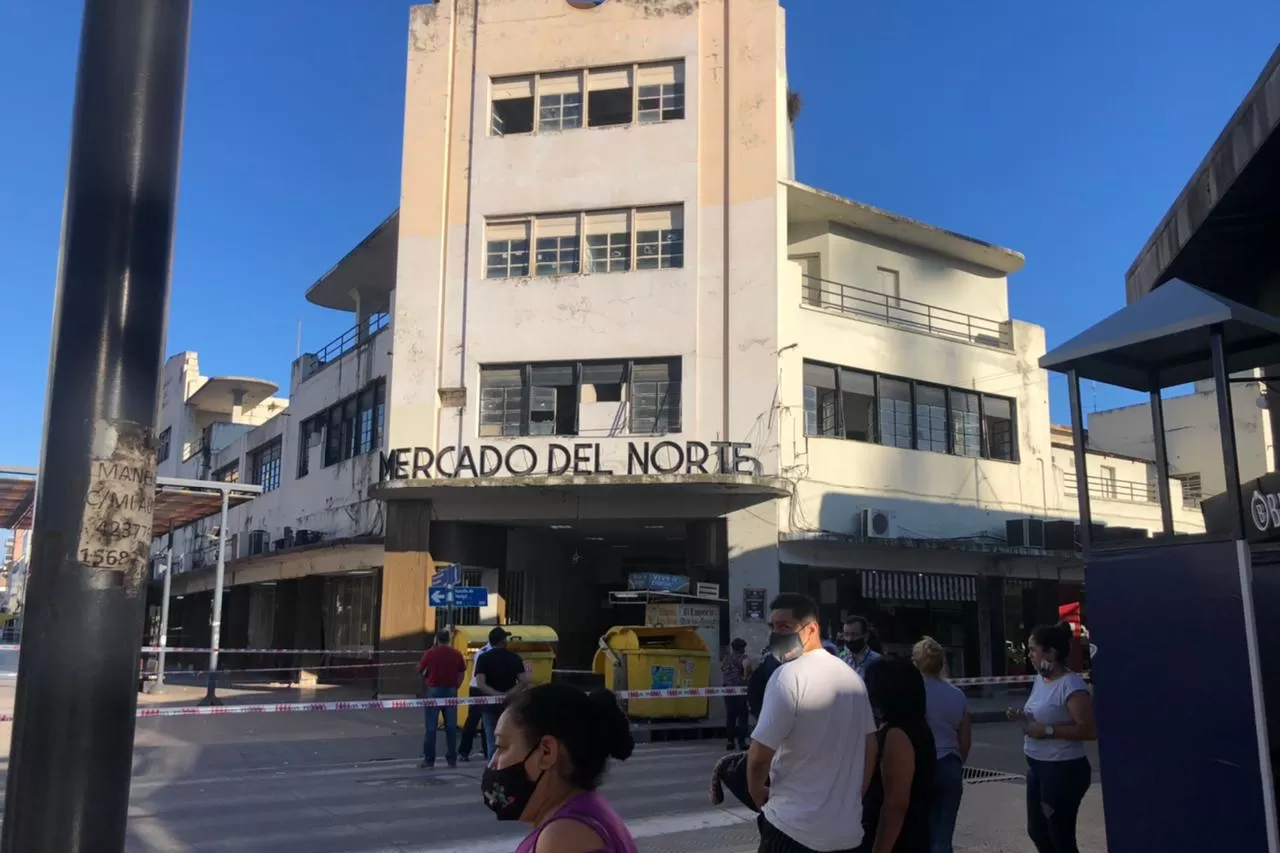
[0,675,1086,722]
[0,644,419,656]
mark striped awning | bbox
[860,570,977,602]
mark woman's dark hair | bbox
[863,657,926,725]
[731,638,747,652]
[505,683,634,790]
[1030,622,1073,663]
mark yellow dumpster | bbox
[591,626,711,719]
[451,625,559,725]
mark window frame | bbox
[156,427,171,464]
[249,437,283,493]
[304,378,387,473]
[490,60,685,138]
[213,460,240,484]
[801,359,1019,463]
[478,357,682,438]
[484,205,684,281]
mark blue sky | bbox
[1,1,1277,471]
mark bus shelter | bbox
[1040,279,1280,853]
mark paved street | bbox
[0,679,1108,853]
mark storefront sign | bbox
[743,587,767,622]
[629,572,689,593]
[1202,471,1280,542]
[379,440,757,481]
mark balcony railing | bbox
[311,312,389,371]
[800,275,1014,350]
[1064,472,1201,509]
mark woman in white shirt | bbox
[1007,622,1096,853]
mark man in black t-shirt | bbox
[472,627,529,759]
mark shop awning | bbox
[860,570,977,603]
[0,467,260,534]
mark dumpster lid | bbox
[453,624,559,646]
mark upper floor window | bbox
[298,379,386,477]
[490,60,685,137]
[479,358,681,437]
[213,461,239,484]
[485,205,683,280]
[250,438,282,493]
[803,360,1017,461]
[156,427,171,464]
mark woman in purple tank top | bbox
[479,683,639,853]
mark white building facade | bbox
[149,0,1210,688]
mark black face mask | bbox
[481,746,544,821]
[769,631,806,663]
[847,638,867,654]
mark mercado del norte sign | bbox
[380,440,759,481]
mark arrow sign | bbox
[428,587,452,606]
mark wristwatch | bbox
[1044,725,1056,739]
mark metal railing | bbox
[1064,472,1156,504]
[1064,472,1201,508]
[800,275,1013,350]
[313,312,389,368]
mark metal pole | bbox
[1148,384,1175,537]
[1,1,190,850]
[1066,370,1093,552]
[156,540,173,691]
[202,488,229,705]
[1211,327,1246,540]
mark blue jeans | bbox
[423,687,458,765]
[481,707,501,760]
[930,753,965,853]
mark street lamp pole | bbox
[156,539,174,691]
[1,1,191,851]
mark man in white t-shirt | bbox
[748,593,878,853]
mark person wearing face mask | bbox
[748,593,878,853]
[481,683,637,853]
[841,615,882,678]
[1006,622,1096,853]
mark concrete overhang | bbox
[1126,44,1280,306]
[186,376,280,414]
[784,180,1025,276]
[370,474,789,521]
[305,210,398,314]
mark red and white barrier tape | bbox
[0,676,1086,722]
[0,644,419,656]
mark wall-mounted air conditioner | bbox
[1005,518,1046,549]
[248,530,269,556]
[857,508,897,539]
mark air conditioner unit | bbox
[857,508,897,539]
[1005,519,1046,549]
[248,530,270,556]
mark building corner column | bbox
[726,506,780,655]
[378,500,435,697]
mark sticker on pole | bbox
[76,419,156,592]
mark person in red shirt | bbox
[418,630,466,768]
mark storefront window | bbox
[324,574,377,655]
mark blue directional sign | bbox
[451,586,489,608]
[428,586,489,608]
[432,564,461,587]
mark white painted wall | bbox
[155,332,390,574]
[1086,380,1275,498]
